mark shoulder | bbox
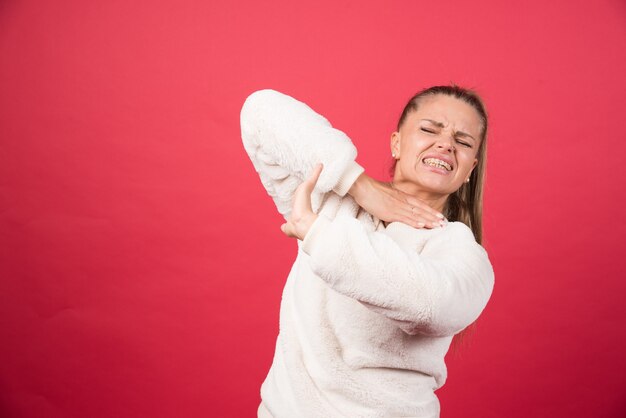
[380,220,476,243]
[423,221,490,259]
[440,221,477,242]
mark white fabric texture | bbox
[241,89,495,418]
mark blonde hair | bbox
[391,85,490,353]
[392,84,489,243]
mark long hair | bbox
[391,85,488,244]
[391,85,489,354]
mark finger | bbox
[403,196,445,219]
[394,208,428,227]
[400,208,443,229]
[303,163,324,191]
[408,200,444,219]
[400,215,441,229]
[388,188,443,221]
[401,204,443,225]
[407,207,440,224]
[291,164,323,215]
[398,215,428,229]
[401,217,426,229]
[281,222,296,238]
[410,204,443,223]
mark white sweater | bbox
[241,89,495,418]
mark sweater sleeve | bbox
[301,215,495,337]
[240,89,365,220]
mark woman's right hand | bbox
[347,173,445,229]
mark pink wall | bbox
[1,0,625,417]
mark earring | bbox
[465,178,470,183]
[392,152,396,158]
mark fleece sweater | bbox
[241,89,495,418]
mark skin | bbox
[281,94,482,241]
[389,94,481,213]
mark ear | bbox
[390,131,401,158]
[467,158,478,178]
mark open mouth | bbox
[422,157,453,171]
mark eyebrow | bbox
[421,119,476,142]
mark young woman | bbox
[241,86,495,418]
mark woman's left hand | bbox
[280,163,323,240]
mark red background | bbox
[1,1,625,417]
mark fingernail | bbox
[431,222,440,228]
[436,213,444,219]
[417,222,425,228]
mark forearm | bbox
[347,171,370,201]
[301,215,494,336]
[302,214,434,330]
[241,89,363,197]
[345,171,445,229]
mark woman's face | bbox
[391,94,482,200]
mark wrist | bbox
[333,161,365,196]
[298,213,318,240]
[347,172,370,202]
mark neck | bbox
[391,180,449,214]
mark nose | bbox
[435,136,455,153]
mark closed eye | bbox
[420,127,435,133]
[456,140,472,147]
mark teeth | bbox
[423,158,452,171]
